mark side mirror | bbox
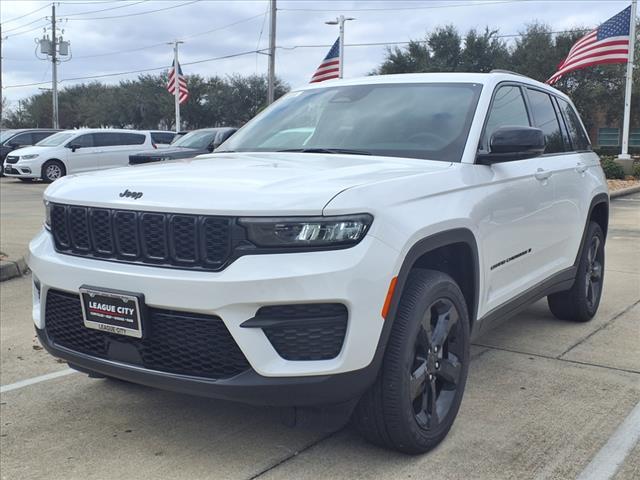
[477,126,545,165]
[7,142,21,149]
[67,143,81,152]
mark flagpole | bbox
[326,16,354,79]
[619,0,637,161]
[173,40,183,133]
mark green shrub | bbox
[600,156,625,179]
[633,161,640,179]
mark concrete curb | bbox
[610,184,640,199]
[0,256,29,282]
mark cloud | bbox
[0,0,631,106]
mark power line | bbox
[3,22,49,39]
[65,0,200,21]
[62,0,150,17]
[0,3,50,25]
[2,16,47,34]
[3,49,262,89]
[2,29,594,89]
[72,12,265,59]
[278,0,522,12]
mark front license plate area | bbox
[80,286,144,338]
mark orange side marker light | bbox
[381,276,398,319]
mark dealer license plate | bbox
[80,286,144,338]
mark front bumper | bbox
[28,228,398,402]
[35,326,379,406]
[4,162,39,178]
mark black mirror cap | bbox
[477,126,545,164]
[67,143,81,151]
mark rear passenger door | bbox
[551,96,595,268]
[478,84,558,314]
[97,132,147,169]
[523,87,579,271]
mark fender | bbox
[367,228,480,374]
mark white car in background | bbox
[3,129,164,182]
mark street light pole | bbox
[325,15,355,79]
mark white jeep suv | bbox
[28,72,608,454]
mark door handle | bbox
[575,162,588,174]
[534,168,552,181]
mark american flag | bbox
[547,6,632,84]
[167,60,189,104]
[310,38,340,83]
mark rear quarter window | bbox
[115,133,147,146]
[557,99,590,151]
[151,132,175,144]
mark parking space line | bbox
[576,401,640,480]
[0,368,76,394]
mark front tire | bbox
[41,160,65,183]
[354,269,470,454]
[548,221,605,322]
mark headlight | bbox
[239,214,373,249]
[44,201,52,231]
[21,154,39,160]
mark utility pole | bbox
[267,0,276,105]
[36,6,70,129]
[618,0,637,165]
[171,40,184,132]
[51,4,58,129]
[325,15,355,78]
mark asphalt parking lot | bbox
[0,176,638,480]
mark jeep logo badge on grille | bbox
[119,189,143,200]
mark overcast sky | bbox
[0,0,633,106]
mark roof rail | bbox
[489,69,526,77]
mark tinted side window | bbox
[32,132,55,143]
[483,85,530,149]
[118,133,146,145]
[151,132,175,144]
[73,134,94,148]
[10,133,33,146]
[93,132,119,147]
[557,99,590,151]
[526,89,565,154]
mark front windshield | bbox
[219,83,482,162]
[36,131,75,147]
[172,130,216,149]
[1,130,17,143]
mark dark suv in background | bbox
[1,129,60,175]
[129,127,236,165]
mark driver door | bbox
[476,84,558,315]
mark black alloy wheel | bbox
[548,221,605,322]
[354,269,470,454]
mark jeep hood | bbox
[44,152,451,215]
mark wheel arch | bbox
[41,158,66,177]
[574,193,609,266]
[389,229,479,326]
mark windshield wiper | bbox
[277,148,372,156]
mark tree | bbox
[3,73,290,129]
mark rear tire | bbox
[548,221,605,322]
[41,160,65,183]
[353,269,470,454]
